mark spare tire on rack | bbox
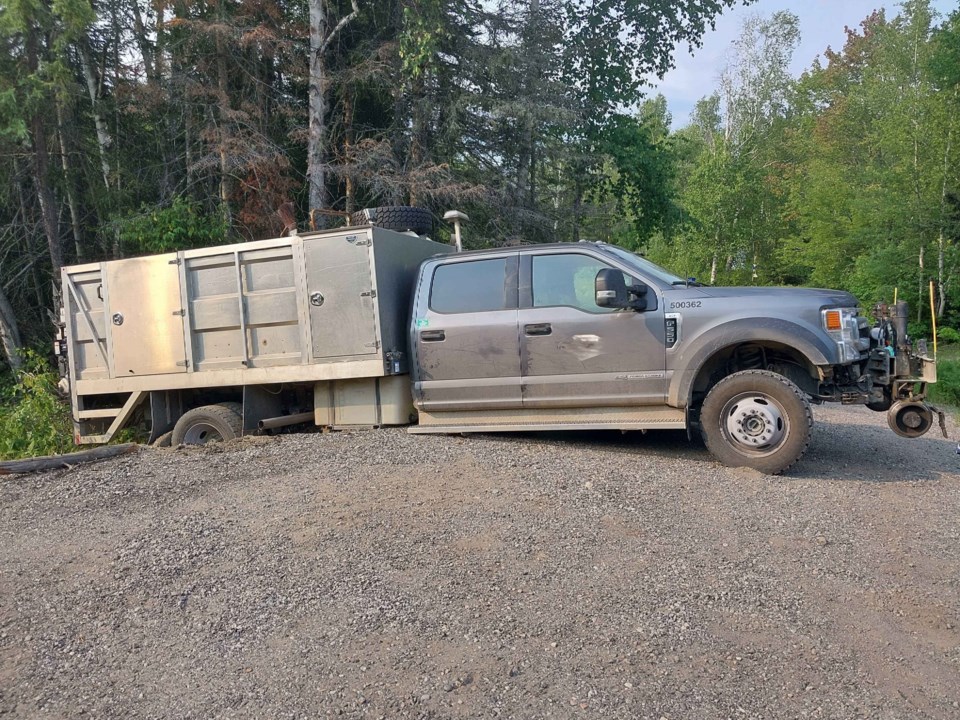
[350,206,433,235]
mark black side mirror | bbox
[595,268,627,307]
[596,269,648,311]
[628,284,648,311]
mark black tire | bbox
[172,402,243,446]
[866,388,892,412]
[700,370,813,474]
[350,206,433,235]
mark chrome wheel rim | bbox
[721,393,788,456]
[182,422,224,445]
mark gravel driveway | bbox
[1,405,959,719]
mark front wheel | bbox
[700,370,813,474]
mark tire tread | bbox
[350,206,433,234]
[700,369,813,475]
[171,402,243,446]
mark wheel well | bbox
[690,342,820,409]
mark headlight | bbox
[822,307,862,363]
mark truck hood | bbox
[689,286,858,308]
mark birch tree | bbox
[308,0,359,225]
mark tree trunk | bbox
[155,0,168,80]
[936,94,955,319]
[129,0,156,83]
[710,253,718,285]
[308,0,359,222]
[938,231,947,319]
[308,0,331,225]
[571,181,582,243]
[408,75,427,207]
[918,244,925,323]
[11,156,46,310]
[31,113,64,274]
[0,444,139,475]
[184,76,193,185]
[343,85,355,214]
[518,0,539,213]
[216,42,232,228]
[56,101,84,261]
[25,21,63,274]
[77,39,113,190]
[528,135,537,209]
[0,286,23,372]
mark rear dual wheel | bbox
[171,402,243,446]
[700,370,813,474]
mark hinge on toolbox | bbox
[172,309,186,316]
[176,360,190,368]
[168,258,182,265]
[364,341,380,349]
[360,290,377,298]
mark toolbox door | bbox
[304,233,379,358]
[105,254,187,376]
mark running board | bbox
[409,406,686,434]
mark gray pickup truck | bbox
[58,211,941,474]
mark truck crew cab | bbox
[57,210,942,474]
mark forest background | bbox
[0,0,959,456]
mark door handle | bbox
[524,323,552,336]
[420,329,445,342]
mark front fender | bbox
[668,318,838,408]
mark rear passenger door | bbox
[412,253,521,411]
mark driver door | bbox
[518,250,667,408]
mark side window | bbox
[430,258,509,313]
[532,254,623,312]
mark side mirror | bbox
[596,269,648,311]
[595,268,627,307]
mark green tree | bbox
[784,2,959,321]
[663,11,799,285]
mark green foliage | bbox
[595,102,676,240]
[928,357,960,407]
[0,89,27,142]
[929,10,960,89]
[399,0,445,79]
[937,327,960,344]
[114,199,229,255]
[0,351,74,461]
[562,0,741,120]
[632,0,960,318]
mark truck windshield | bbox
[598,246,685,286]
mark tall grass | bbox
[929,358,960,408]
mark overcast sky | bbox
[649,0,958,128]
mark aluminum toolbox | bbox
[61,226,451,441]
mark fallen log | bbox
[0,443,139,475]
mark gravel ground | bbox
[1,404,959,719]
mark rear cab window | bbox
[430,257,511,313]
